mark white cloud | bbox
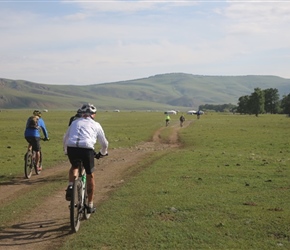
[1,1,290,84]
[62,0,198,13]
[224,2,290,33]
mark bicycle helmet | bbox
[80,103,97,114]
[33,110,42,117]
[76,108,83,114]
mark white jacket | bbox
[63,116,108,155]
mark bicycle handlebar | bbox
[94,152,108,159]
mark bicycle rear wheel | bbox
[70,179,82,232]
[24,151,33,179]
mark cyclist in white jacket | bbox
[63,103,108,213]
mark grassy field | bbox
[1,110,290,249]
[0,110,163,181]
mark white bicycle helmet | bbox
[80,103,97,114]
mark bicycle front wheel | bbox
[70,179,82,233]
[24,151,33,179]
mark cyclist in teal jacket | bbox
[24,110,49,171]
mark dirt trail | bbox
[0,121,191,250]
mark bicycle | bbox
[166,119,170,127]
[24,138,49,179]
[24,143,42,179]
[70,160,90,233]
[70,153,108,233]
[179,116,185,127]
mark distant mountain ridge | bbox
[1,73,289,110]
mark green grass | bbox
[0,110,167,228]
[0,110,164,182]
[60,113,290,249]
[1,111,290,249]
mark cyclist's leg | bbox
[27,137,41,169]
[86,173,95,203]
[66,147,82,201]
[34,138,41,170]
[25,137,33,151]
[67,147,81,182]
[69,167,79,182]
[82,149,96,212]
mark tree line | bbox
[237,88,290,116]
[199,88,290,116]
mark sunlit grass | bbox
[1,111,290,249]
[61,113,290,249]
[0,110,165,181]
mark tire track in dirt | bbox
[0,121,191,250]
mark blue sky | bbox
[1,1,290,85]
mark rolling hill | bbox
[0,73,289,111]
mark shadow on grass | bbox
[0,174,66,186]
[0,219,71,247]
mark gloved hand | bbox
[94,152,108,159]
[44,137,50,141]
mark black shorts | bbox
[25,137,41,152]
[67,147,95,175]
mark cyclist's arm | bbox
[63,127,71,154]
[38,119,49,139]
[96,125,108,156]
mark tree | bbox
[249,88,265,117]
[199,103,237,112]
[237,95,250,114]
[263,88,280,114]
[281,93,290,116]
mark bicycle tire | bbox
[34,150,42,175]
[24,151,33,179]
[83,180,91,220]
[70,179,82,233]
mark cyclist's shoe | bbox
[87,206,96,214]
[37,166,42,171]
[65,185,73,201]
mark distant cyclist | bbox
[68,108,83,126]
[179,115,185,127]
[24,110,49,171]
[63,103,109,213]
[165,114,171,126]
[197,110,201,119]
